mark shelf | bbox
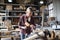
[2,16,20,17]
[0,3,20,5]
[2,16,42,18]
[0,10,40,13]
[0,10,25,12]
[33,16,42,17]
[0,3,38,6]
[9,10,25,12]
[0,3,41,25]
[12,25,18,27]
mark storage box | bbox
[1,38,11,40]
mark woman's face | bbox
[26,9,32,17]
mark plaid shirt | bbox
[19,14,35,34]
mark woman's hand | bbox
[30,25,34,27]
[30,25,36,30]
[25,22,30,27]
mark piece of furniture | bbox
[0,3,42,29]
[0,30,20,40]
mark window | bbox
[8,0,12,2]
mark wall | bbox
[0,0,4,3]
[53,0,60,21]
[48,3,54,17]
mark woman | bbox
[18,7,35,40]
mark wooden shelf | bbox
[0,10,40,13]
[2,16,42,18]
[0,3,41,25]
[0,3,38,6]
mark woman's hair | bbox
[29,7,33,12]
[27,7,33,12]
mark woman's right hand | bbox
[25,22,30,27]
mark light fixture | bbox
[40,0,44,4]
[8,0,12,2]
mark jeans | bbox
[20,32,25,40]
[20,32,30,40]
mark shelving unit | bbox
[0,3,42,27]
